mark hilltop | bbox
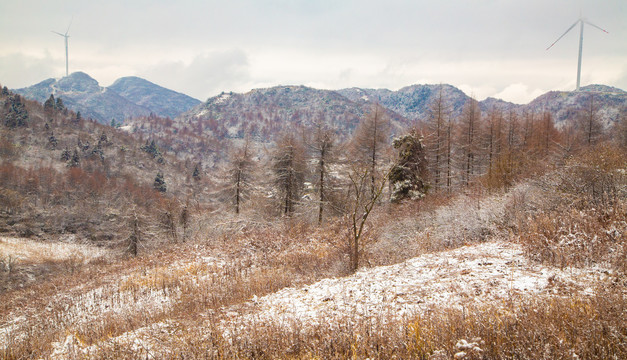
[14,72,200,124]
[179,85,410,141]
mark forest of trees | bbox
[1,83,626,270]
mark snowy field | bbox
[29,239,610,358]
[221,240,607,332]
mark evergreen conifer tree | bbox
[389,131,429,202]
[154,171,167,192]
[48,132,58,149]
[44,94,55,114]
[4,95,28,128]
[69,149,80,167]
[192,163,201,180]
[55,97,65,111]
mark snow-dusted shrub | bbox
[557,144,626,208]
[520,206,626,271]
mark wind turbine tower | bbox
[546,16,608,91]
[52,19,72,77]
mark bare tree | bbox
[351,104,391,199]
[458,97,481,186]
[582,94,603,146]
[522,110,535,150]
[180,202,189,241]
[306,120,336,224]
[229,137,253,214]
[503,109,520,187]
[445,112,454,193]
[273,133,306,216]
[345,165,388,272]
[484,106,500,182]
[425,85,450,192]
[539,111,559,157]
[616,108,627,149]
[128,213,140,257]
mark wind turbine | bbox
[546,16,608,91]
[52,18,72,77]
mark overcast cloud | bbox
[1,0,625,104]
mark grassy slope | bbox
[1,171,625,359]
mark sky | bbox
[1,0,626,104]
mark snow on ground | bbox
[35,239,610,357]
[224,241,607,331]
[49,320,180,360]
[0,245,228,353]
[213,93,231,104]
[118,124,133,132]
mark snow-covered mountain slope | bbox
[14,72,152,124]
[108,76,200,119]
[180,85,412,140]
[339,84,626,127]
[14,72,200,124]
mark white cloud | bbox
[493,84,546,104]
[0,53,57,89]
[139,49,251,100]
[1,0,625,103]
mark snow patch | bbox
[223,241,608,330]
[214,93,231,105]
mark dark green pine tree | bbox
[55,97,65,111]
[4,95,28,128]
[69,149,80,168]
[48,132,58,149]
[389,131,429,203]
[192,163,201,181]
[61,148,71,161]
[141,139,164,164]
[1,86,9,96]
[44,94,55,114]
[154,171,167,192]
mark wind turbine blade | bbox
[51,30,65,37]
[546,19,580,50]
[65,16,73,35]
[583,20,609,34]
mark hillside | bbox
[14,73,200,124]
[177,85,412,140]
[0,87,211,247]
[1,78,626,359]
[526,85,627,127]
[14,72,152,124]
[15,73,626,133]
[337,84,471,121]
[339,84,626,127]
[108,76,201,119]
[1,170,624,358]
[181,83,625,140]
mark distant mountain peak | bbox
[14,72,200,123]
[578,84,626,94]
[110,76,157,88]
[108,76,200,119]
[55,71,100,93]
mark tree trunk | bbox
[318,152,325,224]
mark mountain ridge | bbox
[12,72,626,131]
[13,72,201,124]
[108,76,201,119]
[182,83,625,141]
